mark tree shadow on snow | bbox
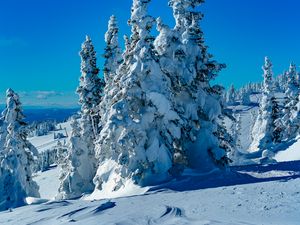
[148,160,300,193]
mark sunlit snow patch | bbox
[25,197,48,205]
[275,136,300,162]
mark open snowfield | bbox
[0,161,299,225]
[29,121,72,152]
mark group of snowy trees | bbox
[225,83,262,106]
[232,57,300,157]
[5,0,300,210]
[57,0,231,199]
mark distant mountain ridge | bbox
[0,106,79,122]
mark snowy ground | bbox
[1,161,300,225]
[29,121,72,152]
[274,136,300,162]
[33,166,61,199]
[2,94,299,224]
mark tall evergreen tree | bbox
[0,89,39,210]
[240,88,251,105]
[278,63,300,140]
[226,84,236,105]
[103,15,122,87]
[100,15,123,125]
[93,0,181,192]
[155,0,229,169]
[250,57,277,152]
[77,35,105,136]
[57,37,104,199]
[57,117,94,199]
[272,96,283,143]
[229,113,243,165]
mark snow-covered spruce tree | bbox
[272,96,283,143]
[231,113,242,149]
[229,113,243,165]
[154,0,229,169]
[226,84,236,105]
[286,63,299,98]
[0,88,25,154]
[215,113,234,165]
[57,37,104,199]
[77,35,105,136]
[240,87,251,105]
[103,15,122,89]
[93,0,183,192]
[0,89,39,210]
[279,63,299,140]
[291,94,300,135]
[100,15,123,124]
[57,117,95,199]
[250,57,277,152]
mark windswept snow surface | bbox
[1,161,300,225]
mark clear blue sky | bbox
[1,0,300,106]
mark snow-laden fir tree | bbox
[0,88,25,154]
[229,113,243,165]
[285,63,299,98]
[240,87,251,105]
[278,63,299,140]
[155,0,229,170]
[230,113,242,149]
[275,71,289,92]
[93,0,183,193]
[226,84,236,105]
[57,117,95,199]
[77,35,105,136]
[57,37,104,199]
[272,96,283,143]
[103,15,122,88]
[100,15,123,124]
[0,89,40,211]
[250,57,277,152]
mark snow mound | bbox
[86,160,149,201]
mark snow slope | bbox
[1,161,300,225]
[229,92,287,156]
[29,121,72,152]
[275,136,300,162]
[33,166,61,199]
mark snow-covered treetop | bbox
[105,15,119,49]
[80,36,99,76]
[169,0,204,30]
[3,88,25,126]
[104,15,122,84]
[289,63,297,76]
[130,0,155,44]
[77,36,104,113]
[286,62,299,97]
[262,57,273,95]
